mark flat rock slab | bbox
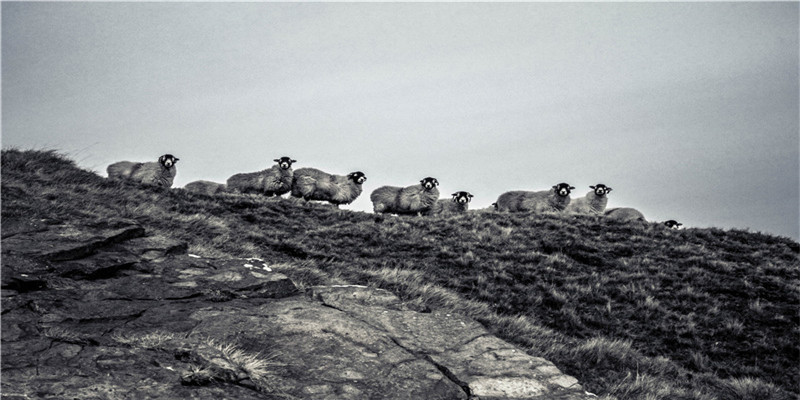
[310,285,590,400]
[189,298,469,400]
[160,256,299,299]
[1,220,145,261]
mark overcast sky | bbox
[3,2,798,240]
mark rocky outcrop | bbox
[1,218,592,399]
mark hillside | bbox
[2,149,798,399]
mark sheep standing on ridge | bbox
[226,157,296,196]
[371,177,440,216]
[107,154,179,188]
[424,191,474,216]
[495,183,575,213]
[565,184,613,215]
[291,168,367,206]
[663,220,683,229]
[604,207,646,222]
[184,180,226,196]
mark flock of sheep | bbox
[106,153,683,228]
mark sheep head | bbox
[159,154,179,169]
[420,177,439,190]
[451,191,473,203]
[348,171,367,184]
[590,184,612,196]
[664,220,683,229]
[274,157,297,170]
[552,183,575,197]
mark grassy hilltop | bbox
[2,149,798,399]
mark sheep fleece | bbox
[496,189,570,212]
[227,164,293,196]
[424,199,469,216]
[184,180,227,196]
[371,185,440,214]
[565,192,608,214]
[605,207,646,222]
[292,168,362,205]
[108,161,177,188]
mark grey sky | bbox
[3,2,798,240]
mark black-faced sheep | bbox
[107,154,179,188]
[226,157,296,196]
[291,168,367,206]
[424,191,474,216]
[371,177,440,215]
[663,220,683,229]
[604,207,647,222]
[565,184,613,215]
[184,180,227,196]
[495,183,575,213]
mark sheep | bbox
[184,180,226,196]
[663,220,683,229]
[565,184,613,215]
[226,157,296,196]
[371,177,440,215]
[424,191,474,216]
[604,207,647,222]
[495,183,575,213]
[107,154,179,188]
[291,168,367,206]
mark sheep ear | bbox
[434,179,439,186]
[590,185,596,189]
[159,155,165,163]
[291,159,297,163]
[273,159,280,163]
[452,192,458,197]
[570,186,575,190]
[607,187,613,192]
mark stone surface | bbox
[2,219,145,261]
[2,217,592,399]
[309,286,588,399]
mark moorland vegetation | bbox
[2,149,798,399]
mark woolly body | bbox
[495,183,574,213]
[371,177,440,215]
[291,168,366,205]
[226,158,295,196]
[184,180,227,196]
[424,191,473,216]
[605,207,647,222]
[565,185,612,215]
[107,154,178,188]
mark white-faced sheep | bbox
[184,180,227,196]
[371,177,440,215]
[663,220,683,229]
[291,168,367,206]
[107,154,179,188]
[495,183,575,213]
[424,191,474,216]
[604,207,647,222]
[226,157,296,196]
[565,184,613,215]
